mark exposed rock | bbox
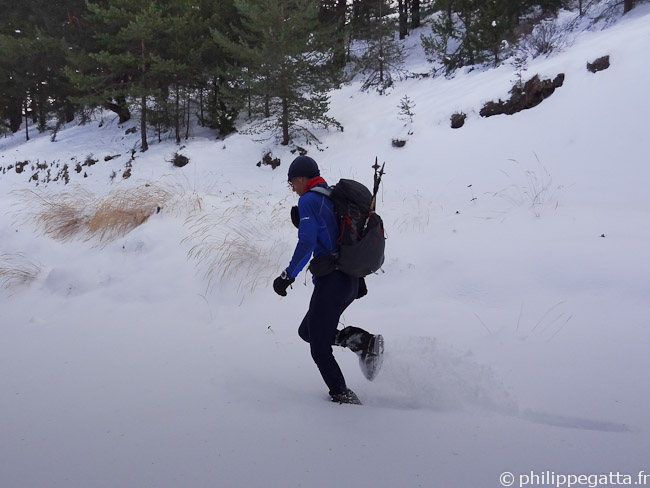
[587,55,610,73]
[15,161,29,174]
[480,74,565,118]
[257,152,281,169]
[171,153,190,168]
[291,146,308,156]
[451,113,467,129]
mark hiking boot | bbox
[335,326,372,352]
[330,388,362,405]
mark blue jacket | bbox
[286,184,339,278]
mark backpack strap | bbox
[307,186,339,257]
[309,186,332,198]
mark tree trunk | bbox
[351,0,363,35]
[24,98,30,141]
[336,0,346,22]
[199,87,204,126]
[140,94,148,151]
[140,39,148,152]
[185,93,191,140]
[64,100,75,123]
[104,98,131,124]
[281,96,289,146]
[398,0,408,39]
[411,0,420,29]
[175,83,181,144]
[378,36,385,85]
[9,97,22,132]
[446,1,454,35]
[333,0,348,67]
[624,0,634,13]
[104,102,131,124]
[460,5,475,65]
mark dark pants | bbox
[298,271,359,396]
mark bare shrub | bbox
[0,253,42,289]
[521,18,571,58]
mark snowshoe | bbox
[330,388,362,405]
[358,333,384,381]
[335,326,385,381]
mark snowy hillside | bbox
[2,5,650,488]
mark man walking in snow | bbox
[273,155,383,405]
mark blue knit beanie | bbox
[287,156,320,181]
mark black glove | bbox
[291,206,300,229]
[273,271,295,296]
[356,277,368,299]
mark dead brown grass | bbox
[15,183,172,245]
[88,185,171,243]
[16,187,95,241]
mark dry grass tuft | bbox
[0,253,42,289]
[492,155,562,217]
[159,179,205,216]
[88,185,170,243]
[14,183,172,245]
[15,187,95,241]
[393,191,432,232]
[184,192,292,293]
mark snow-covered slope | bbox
[2,5,650,487]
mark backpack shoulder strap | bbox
[309,186,332,198]
[308,186,338,255]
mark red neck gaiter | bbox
[305,176,327,191]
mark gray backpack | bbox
[309,178,385,278]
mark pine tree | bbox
[0,34,36,139]
[423,0,524,73]
[164,0,241,137]
[0,0,85,138]
[319,0,348,67]
[477,0,516,66]
[352,1,407,94]
[351,0,392,39]
[216,0,342,146]
[421,0,464,73]
[398,95,416,124]
[397,94,415,136]
[455,0,482,66]
[70,0,212,150]
[356,19,408,93]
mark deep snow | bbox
[2,4,650,488]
